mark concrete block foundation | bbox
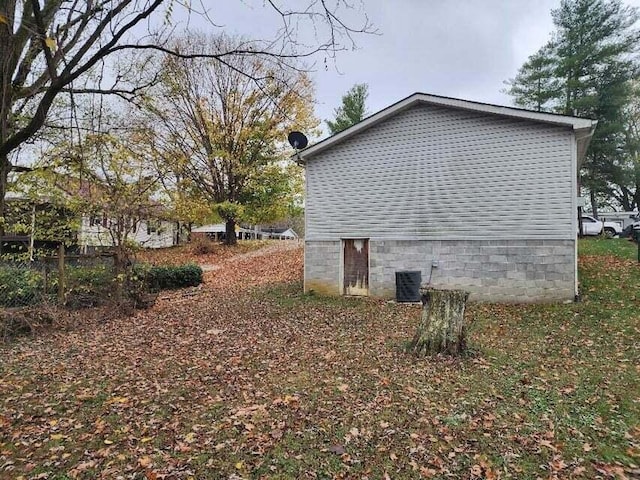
[304,239,576,302]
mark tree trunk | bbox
[590,189,599,220]
[113,248,125,302]
[0,156,8,254]
[407,288,470,356]
[225,218,237,246]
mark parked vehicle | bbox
[619,213,640,240]
[580,215,623,237]
[599,211,640,230]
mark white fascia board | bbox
[191,223,226,233]
[297,93,597,162]
[417,94,596,130]
[575,123,598,167]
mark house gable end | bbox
[305,102,575,241]
[300,93,595,163]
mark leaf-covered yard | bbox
[1,239,638,479]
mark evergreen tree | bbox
[506,0,640,214]
[612,81,640,210]
[505,45,560,112]
[326,83,369,135]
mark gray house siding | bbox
[304,103,578,302]
[306,104,575,241]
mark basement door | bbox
[343,239,369,296]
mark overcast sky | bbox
[312,0,562,120]
[172,0,640,133]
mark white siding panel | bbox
[78,217,176,249]
[306,104,574,240]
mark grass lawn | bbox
[579,236,639,261]
[0,239,638,479]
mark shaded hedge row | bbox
[0,262,203,308]
[140,264,203,291]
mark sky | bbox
[177,0,638,135]
[311,0,562,120]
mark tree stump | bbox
[407,288,470,356]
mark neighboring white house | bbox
[298,93,597,302]
[78,214,181,252]
[262,227,299,240]
[191,224,299,241]
[191,223,255,241]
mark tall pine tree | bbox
[326,83,369,135]
[612,81,640,210]
[506,0,639,215]
[505,44,561,112]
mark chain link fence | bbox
[0,259,56,308]
[1,248,200,341]
[0,251,117,310]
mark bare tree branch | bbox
[0,0,375,240]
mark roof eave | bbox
[296,93,597,163]
[576,121,598,167]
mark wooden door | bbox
[343,239,369,296]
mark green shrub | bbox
[62,264,114,307]
[65,264,113,294]
[135,263,203,291]
[0,266,44,307]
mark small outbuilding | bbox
[191,223,255,241]
[262,227,299,240]
[298,93,597,302]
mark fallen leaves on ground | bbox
[0,240,638,479]
[136,240,274,266]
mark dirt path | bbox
[198,239,302,272]
[154,241,303,304]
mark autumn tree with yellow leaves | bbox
[147,33,318,245]
[0,1,372,250]
[33,128,161,295]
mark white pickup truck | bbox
[619,213,640,239]
[580,215,623,237]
